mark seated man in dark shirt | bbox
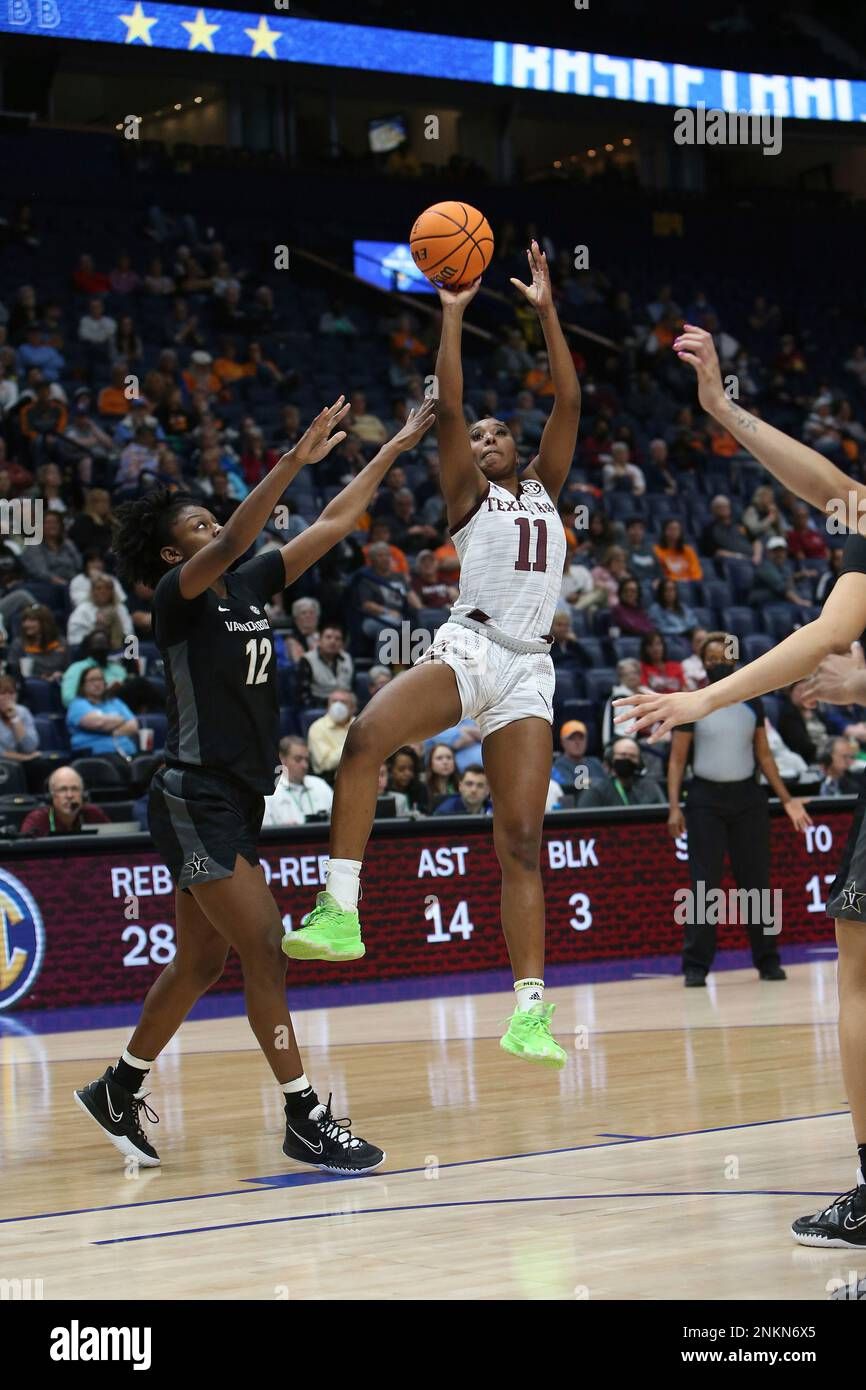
[19,764,110,836]
[411,550,457,609]
[353,542,421,644]
[576,737,667,808]
[700,494,754,559]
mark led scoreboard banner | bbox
[2,2,866,123]
[0,803,849,1012]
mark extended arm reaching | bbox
[512,240,580,501]
[674,326,866,518]
[435,281,487,522]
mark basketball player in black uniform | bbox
[74,394,436,1173]
[616,326,866,1260]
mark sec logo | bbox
[0,869,45,1011]
[521,479,544,495]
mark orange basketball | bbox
[409,201,494,290]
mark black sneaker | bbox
[759,964,787,981]
[792,1183,866,1248]
[684,968,707,987]
[74,1067,160,1167]
[283,1093,385,1175]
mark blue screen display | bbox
[3,3,865,123]
[353,241,436,295]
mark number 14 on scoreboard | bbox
[424,895,474,942]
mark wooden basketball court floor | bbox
[2,961,862,1302]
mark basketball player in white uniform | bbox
[285,241,580,1067]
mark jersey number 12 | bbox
[513,517,548,573]
[245,637,272,685]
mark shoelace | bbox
[502,1006,553,1033]
[314,1093,362,1150]
[129,1092,159,1145]
[816,1187,860,1221]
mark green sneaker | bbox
[499,1002,567,1068]
[281,892,365,962]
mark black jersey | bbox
[153,548,285,795]
[840,534,866,645]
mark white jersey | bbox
[450,478,566,643]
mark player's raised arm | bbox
[175,397,349,599]
[674,325,866,518]
[435,280,488,520]
[614,569,866,741]
[277,397,437,587]
[512,239,580,503]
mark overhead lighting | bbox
[553,159,562,169]
[194,96,203,104]
[587,148,597,157]
[604,143,614,151]
[174,103,182,110]
[623,137,632,146]
[115,123,122,130]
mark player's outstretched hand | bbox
[286,397,351,467]
[510,239,552,315]
[388,396,437,453]
[437,278,481,310]
[672,324,727,413]
[803,642,866,705]
[612,686,712,742]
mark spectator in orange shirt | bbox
[389,312,428,360]
[708,419,739,458]
[434,537,461,584]
[20,381,68,442]
[213,338,253,388]
[97,362,132,418]
[182,351,221,401]
[363,518,409,578]
[523,349,555,397]
[653,518,703,582]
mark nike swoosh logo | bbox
[844,1212,866,1230]
[286,1123,323,1154]
[218,606,230,612]
[105,1086,124,1124]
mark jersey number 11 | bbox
[513,517,548,573]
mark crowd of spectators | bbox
[3,201,866,837]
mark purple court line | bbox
[90,1191,842,1245]
[1,1109,850,1225]
[3,943,835,1036]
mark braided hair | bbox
[112,488,198,590]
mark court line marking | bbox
[1,1108,850,1225]
[91,1191,841,1245]
[0,1019,842,1068]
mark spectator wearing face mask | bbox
[665,632,812,988]
[307,688,357,778]
[575,737,666,808]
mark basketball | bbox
[409,201,494,290]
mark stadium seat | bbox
[33,715,66,751]
[299,707,325,738]
[611,636,642,663]
[664,636,690,662]
[22,678,63,714]
[742,633,775,662]
[576,637,608,668]
[583,668,617,704]
[762,694,781,727]
[554,669,576,703]
[279,706,299,738]
[71,757,129,789]
[718,557,755,601]
[0,760,28,794]
[721,606,757,637]
[700,579,733,611]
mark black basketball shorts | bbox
[149,764,265,895]
[826,779,866,924]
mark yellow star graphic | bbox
[181,8,220,52]
[244,15,281,59]
[119,2,158,45]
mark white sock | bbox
[514,978,545,1012]
[122,1048,152,1070]
[281,1073,311,1096]
[326,858,362,911]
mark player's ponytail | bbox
[112,489,196,589]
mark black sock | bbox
[858,1144,866,1185]
[114,1057,150,1093]
[284,1086,318,1119]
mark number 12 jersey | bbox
[153,549,285,795]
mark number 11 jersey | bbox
[153,548,285,795]
[449,478,566,642]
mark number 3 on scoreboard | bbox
[245,637,272,685]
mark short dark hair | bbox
[112,488,198,588]
[460,763,486,780]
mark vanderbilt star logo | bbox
[184,851,210,879]
[840,881,865,915]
